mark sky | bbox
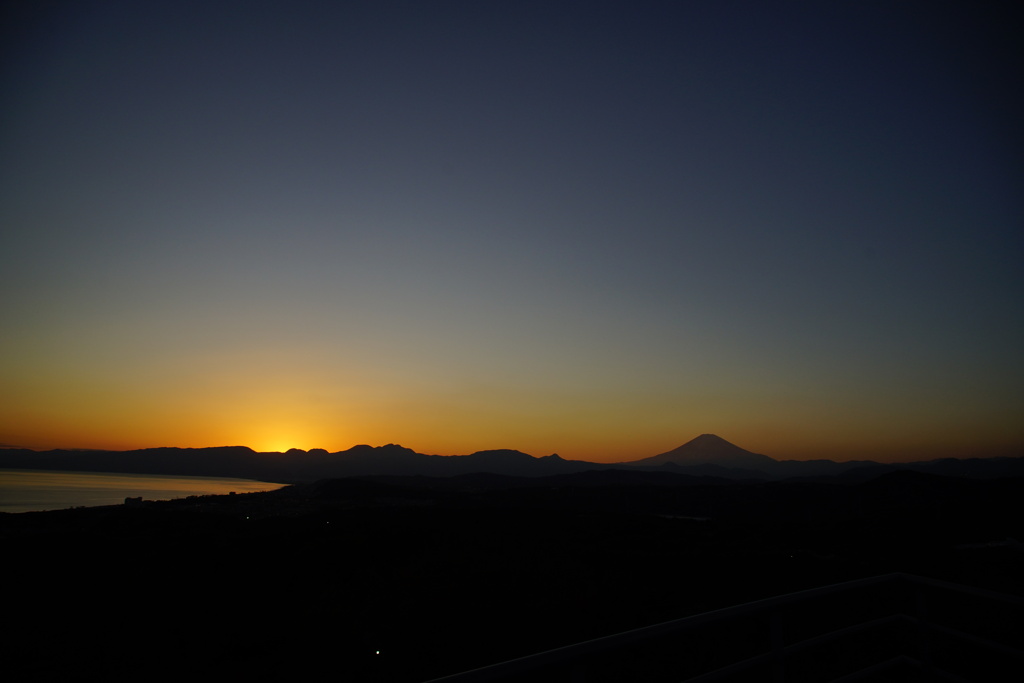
[2,0,1021,462]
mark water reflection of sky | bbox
[0,469,287,513]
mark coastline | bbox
[0,468,289,513]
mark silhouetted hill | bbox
[801,457,1024,483]
[2,438,1022,485]
[0,444,597,481]
[624,434,778,471]
[766,458,881,479]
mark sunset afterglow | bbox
[1,1,1020,463]
[5,6,1021,683]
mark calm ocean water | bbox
[0,469,288,513]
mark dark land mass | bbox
[3,434,1023,482]
[3,466,1024,682]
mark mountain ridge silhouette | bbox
[1,435,1022,482]
[624,433,778,470]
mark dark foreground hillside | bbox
[3,470,1023,682]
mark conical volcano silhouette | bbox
[632,434,777,470]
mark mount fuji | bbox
[626,434,777,470]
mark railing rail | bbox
[422,573,1024,682]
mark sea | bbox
[0,469,288,513]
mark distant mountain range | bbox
[620,434,1024,481]
[1,434,1022,483]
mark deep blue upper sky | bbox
[2,0,1021,460]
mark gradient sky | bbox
[2,1,1021,462]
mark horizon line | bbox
[1,441,1019,465]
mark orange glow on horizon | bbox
[3,429,1022,464]
[243,422,327,454]
[1,394,1022,465]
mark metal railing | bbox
[423,573,1024,682]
